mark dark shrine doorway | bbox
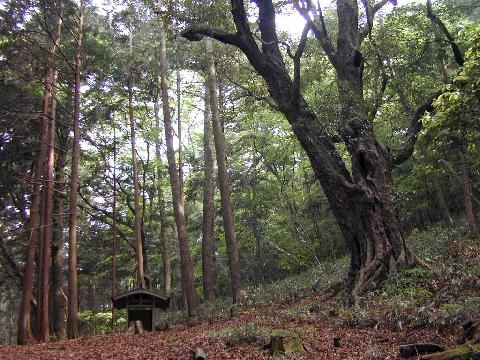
[128,306,152,331]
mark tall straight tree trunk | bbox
[18,68,50,346]
[38,63,60,344]
[157,1,198,316]
[154,97,171,295]
[201,85,215,301]
[111,113,118,332]
[17,4,63,345]
[67,1,83,339]
[51,125,68,341]
[177,71,184,205]
[205,38,241,303]
[128,22,147,289]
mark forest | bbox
[0,0,479,358]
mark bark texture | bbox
[201,85,216,301]
[205,38,241,303]
[38,65,60,342]
[157,0,198,315]
[127,23,147,289]
[18,3,63,343]
[154,98,171,295]
[51,125,68,341]
[67,2,82,339]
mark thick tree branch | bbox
[254,0,284,62]
[293,23,312,108]
[426,0,464,66]
[181,24,241,46]
[391,91,441,166]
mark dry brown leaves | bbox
[0,306,461,359]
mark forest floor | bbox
[0,301,464,359]
[1,225,479,359]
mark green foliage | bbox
[78,310,126,336]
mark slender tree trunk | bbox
[154,98,171,295]
[111,113,118,332]
[157,1,198,315]
[177,71,184,205]
[128,22,146,289]
[458,139,479,238]
[67,1,83,338]
[201,85,216,301]
[51,126,68,341]
[205,38,241,303]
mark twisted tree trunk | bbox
[183,0,418,303]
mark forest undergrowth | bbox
[1,224,479,359]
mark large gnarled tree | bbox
[182,0,447,303]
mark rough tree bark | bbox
[127,21,147,289]
[18,3,63,344]
[201,85,216,302]
[111,113,118,332]
[205,38,241,303]
[67,0,83,339]
[182,0,427,303]
[51,124,68,341]
[177,71,185,205]
[157,0,198,315]
[154,96,171,295]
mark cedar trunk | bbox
[67,2,82,338]
[38,65,60,343]
[18,4,63,344]
[157,1,198,315]
[51,125,68,340]
[17,69,50,345]
[201,85,216,301]
[154,98,171,295]
[127,24,147,289]
[205,38,241,303]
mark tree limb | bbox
[426,0,464,66]
[181,24,241,47]
[293,23,312,108]
[292,0,337,67]
[391,90,441,166]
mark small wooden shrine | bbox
[112,288,170,331]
